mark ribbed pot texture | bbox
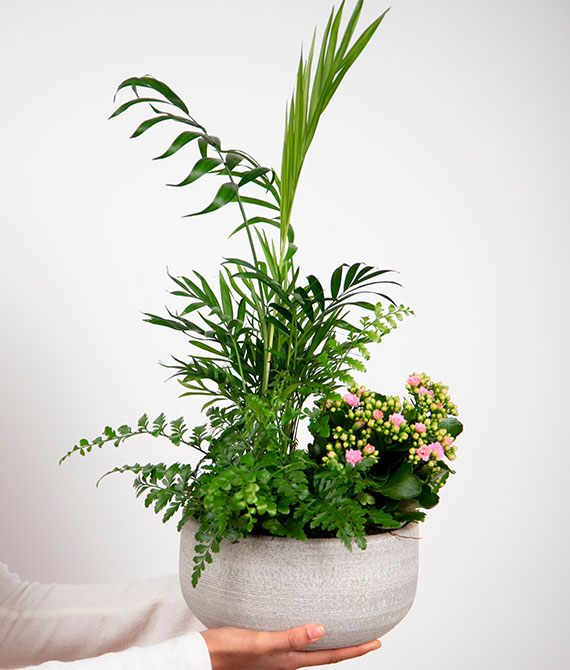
[179,518,419,650]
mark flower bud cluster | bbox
[322,385,381,467]
[318,375,460,478]
[403,373,459,473]
[406,372,458,418]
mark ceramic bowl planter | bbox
[179,518,419,650]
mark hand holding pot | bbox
[200,623,381,670]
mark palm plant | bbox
[99,1,407,451]
[60,2,462,587]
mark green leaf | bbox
[330,265,344,299]
[306,275,325,311]
[280,2,388,250]
[183,182,238,217]
[191,341,225,356]
[293,287,314,322]
[205,135,221,149]
[366,508,401,528]
[137,414,149,429]
[439,416,464,438]
[356,492,375,505]
[267,315,290,337]
[153,131,202,160]
[417,486,440,509]
[115,76,190,115]
[380,463,422,500]
[238,167,271,188]
[229,216,280,238]
[343,263,361,290]
[130,115,171,138]
[219,273,233,319]
[238,196,280,212]
[198,137,209,158]
[169,157,222,187]
[109,97,166,119]
[225,152,243,170]
[394,510,426,523]
[180,302,205,317]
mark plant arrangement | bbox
[61,1,463,587]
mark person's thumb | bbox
[266,624,326,651]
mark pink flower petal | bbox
[345,449,363,465]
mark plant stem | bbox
[215,147,272,394]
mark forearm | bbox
[0,563,205,668]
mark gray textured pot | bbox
[179,518,419,650]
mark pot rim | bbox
[183,518,419,547]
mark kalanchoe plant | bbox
[307,373,463,527]
[60,1,463,587]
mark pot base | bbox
[180,519,419,650]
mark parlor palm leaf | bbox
[279,1,390,261]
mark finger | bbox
[288,638,381,667]
[259,623,326,652]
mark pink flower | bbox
[343,393,360,408]
[442,435,454,447]
[389,413,406,427]
[419,387,435,398]
[417,445,432,461]
[407,375,422,387]
[414,422,427,433]
[430,442,444,460]
[437,402,443,410]
[345,449,363,465]
[372,409,383,421]
[363,443,375,455]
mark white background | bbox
[1,1,568,668]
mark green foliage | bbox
[59,414,209,464]
[305,375,463,538]
[380,463,423,500]
[280,1,390,250]
[61,2,464,588]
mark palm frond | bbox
[280,2,389,254]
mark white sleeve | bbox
[0,563,211,670]
[17,633,212,670]
[16,632,212,670]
